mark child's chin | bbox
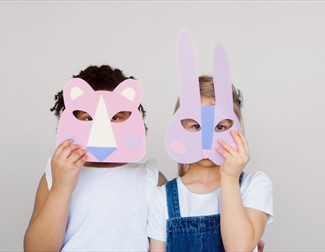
[197,158,218,168]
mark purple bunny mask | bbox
[165,30,241,165]
[56,78,146,163]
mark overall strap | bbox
[166,178,181,218]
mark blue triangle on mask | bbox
[86,146,117,162]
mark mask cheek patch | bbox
[60,134,78,144]
[126,135,142,149]
[169,140,186,155]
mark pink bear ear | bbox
[113,79,143,106]
[63,78,94,107]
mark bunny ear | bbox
[213,44,232,108]
[177,29,201,107]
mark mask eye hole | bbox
[73,110,93,121]
[111,111,132,123]
[181,119,201,132]
[215,119,233,132]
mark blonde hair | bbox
[178,75,243,176]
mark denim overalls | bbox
[165,173,244,252]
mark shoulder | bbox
[130,159,164,201]
[129,159,167,186]
[150,183,168,204]
[127,158,159,172]
[241,170,273,199]
[122,159,158,179]
[148,183,168,216]
[147,183,169,242]
[151,178,180,206]
[241,171,274,223]
[242,170,272,188]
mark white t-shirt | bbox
[147,171,273,243]
[45,158,159,251]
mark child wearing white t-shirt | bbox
[147,76,273,252]
[24,65,166,251]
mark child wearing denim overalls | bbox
[147,76,274,252]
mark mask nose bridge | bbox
[201,105,215,153]
[86,96,117,161]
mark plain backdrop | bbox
[1,1,325,251]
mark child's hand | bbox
[51,139,87,194]
[216,130,249,179]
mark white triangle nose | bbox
[87,96,117,150]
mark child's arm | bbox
[220,176,267,251]
[149,238,166,252]
[158,172,167,186]
[147,184,167,252]
[24,139,87,251]
[217,130,268,251]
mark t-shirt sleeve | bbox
[44,157,53,190]
[146,185,167,242]
[241,171,274,224]
[145,158,160,203]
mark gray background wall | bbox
[1,1,324,251]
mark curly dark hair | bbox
[50,65,147,131]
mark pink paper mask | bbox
[56,78,146,163]
[165,30,241,165]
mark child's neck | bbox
[181,163,221,194]
[84,162,127,168]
